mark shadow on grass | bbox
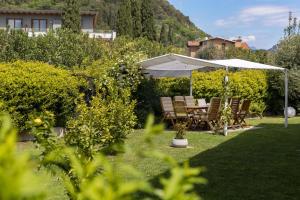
[150,122,300,200]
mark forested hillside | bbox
[0,0,207,46]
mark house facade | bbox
[187,37,250,57]
[0,9,116,40]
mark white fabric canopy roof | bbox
[140,54,285,77]
[141,54,224,77]
[211,58,285,71]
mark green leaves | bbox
[0,113,46,200]
[0,61,82,130]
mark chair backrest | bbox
[230,97,240,117]
[174,96,184,102]
[240,99,251,115]
[173,100,187,117]
[184,96,195,107]
[207,97,221,120]
[160,97,174,114]
[197,98,207,107]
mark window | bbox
[7,18,23,29]
[222,43,226,50]
[32,19,47,32]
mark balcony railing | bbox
[1,28,116,40]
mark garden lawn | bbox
[18,117,300,200]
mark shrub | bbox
[0,61,83,130]
[65,91,136,158]
[0,29,106,68]
[268,36,300,114]
[0,113,46,199]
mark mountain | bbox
[0,0,207,47]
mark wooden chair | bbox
[173,100,192,128]
[184,96,196,107]
[197,98,208,113]
[199,97,221,130]
[236,99,251,127]
[174,96,184,102]
[160,97,176,126]
[230,97,241,127]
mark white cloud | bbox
[215,5,294,28]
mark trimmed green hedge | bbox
[0,61,83,129]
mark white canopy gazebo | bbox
[140,54,288,135]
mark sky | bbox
[168,0,300,49]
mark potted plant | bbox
[172,122,188,148]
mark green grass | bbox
[18,117,300,200]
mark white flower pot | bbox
[172,138,188,148]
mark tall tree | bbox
[131,0,142,38]
[116,0,133,37]
[168,25,174,45]
[141,0,156,41]
[159,23,168,45]
[62,0,81,33]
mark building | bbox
[0,9,116,40]
[187,37,250,57]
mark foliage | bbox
[174,122,187,139]
[26,111,62,159]
[0,113,45,199]
[275,36,300,70]
[160,23,169,46]
[0,29,106,68]
[0,61,82,130]
[134,78,162,127]
[267,16,300,114]
[141,0,156,41]
[116,0,133,37]
[65,91,136,158]
[62,0,81,33]
[65,56,140,158]
[131,0,142,38]
[268,69,300,114]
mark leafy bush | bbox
[268,36,300,114]
[65,91,136,158]
[0,61,82,130]
[0,113,45,199]
[0,29,106,68]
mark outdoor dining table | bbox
[185,105,209,113]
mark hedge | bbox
[136,69,268,125]
[0,61,83,130]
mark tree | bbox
[116,0,133,37]
[168,24,174,45]
[141,0,156,41]
[62,0,81,33]
[131,0,142,38]
[159,24,168,45]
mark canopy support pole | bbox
[284,69,288,128]
[224,66,229,136]
[189,70,193,96]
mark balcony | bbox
[1,28,117,41]
[83,30,117,40]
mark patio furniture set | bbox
[160,96,251,131]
